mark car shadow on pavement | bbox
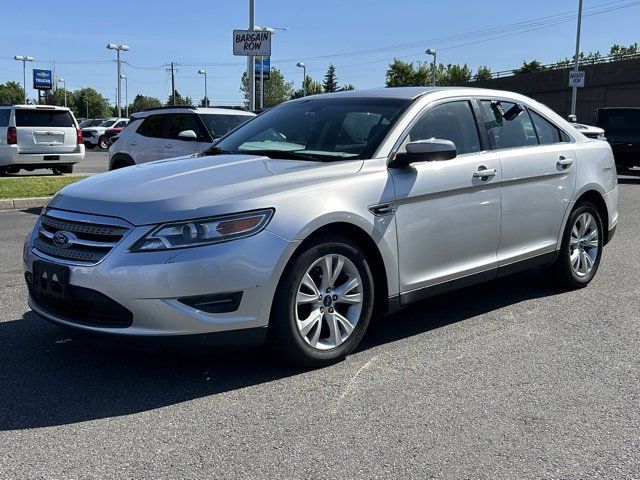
[0,269,561,431]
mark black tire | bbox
[543,202,603,289]
[84,142,95,150]
[269,236,375,367]
[58,165,73,174]
[0,168,6,177]
[52,167,63,175]
[98,136,109,150]
[109,154,135,171]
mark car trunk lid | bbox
[15,108,78,154]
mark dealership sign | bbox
[568,70,585,88]
[233,30,272,56]
[254,56,271,79]
[33,69,53,90]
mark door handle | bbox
[473,167,498,179]
[557,156,574,168]
[129,141,137,146]
[164,144,173,149]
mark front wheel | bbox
[544,202,603,288]
[98,136,109,150]
[270,237,374,367]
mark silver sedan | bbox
[24,87,619,366]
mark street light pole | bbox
[58,78,67,107]
[107,43,130,118]
[13,55,34,104]
[570,0,583,119]
[198,70,208,106]
[296,62,306,96]
[426,49,437,86]
[120,74,128,117]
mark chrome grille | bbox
[32,210,131,265]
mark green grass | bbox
[0,175,90,199]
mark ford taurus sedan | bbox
[24,87,619,366]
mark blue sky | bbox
[0,0,638,107]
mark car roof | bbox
[131,106,255,120]
[0,104,72,111]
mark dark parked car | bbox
[595,107,640,169]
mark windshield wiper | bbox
[199,145,231,157]
[238,149,324,161]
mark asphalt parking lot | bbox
[0,176,638,479]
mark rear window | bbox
[199,114,252,139]
[596,109,640,133]
[0,109,10,127]
[15,109,74,127]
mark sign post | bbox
[233,26,272,111]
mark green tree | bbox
[199,97,211,107]
[385,59,430,87]
[241,67,294,108]
[47,88,76,112]
[0,81,25,105]
[129,94,162,114]
[166,91,192,107]
[474,65,492,81]
[72,88,109,118]
[291,76,324,99]
[323,64,339,93]
[441,64,472,85]
[339,84,355,91]
[514,60,547,74]
[609,42,639,60]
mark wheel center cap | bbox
[323,295,333,307]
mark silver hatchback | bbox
[24,87,619,366]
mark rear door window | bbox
[596,109,640,133]
[529,110,562,145]
[481,101,538,149]
[199,114,251,139]
[15,109,74,127]
[137,115,167,138]
[0,109,10,127]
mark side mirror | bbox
[389,138,457,168]
[178,130,198,141]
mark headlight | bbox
[131,209,274,252]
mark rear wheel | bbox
[98,136,109,150]
[544,202,603,288]
[270,236,374,367]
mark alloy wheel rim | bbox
[570,212,599,277]
[295,254,363,350]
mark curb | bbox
[0,196,50,211]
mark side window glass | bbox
[167,114,208,141]
[406,101,481,155]
[481,101,538,149]
[0,110,10,127]
[137,115,166,138]
[529,110,561,145]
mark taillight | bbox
[7,126,17,145]
[76,128,83,145]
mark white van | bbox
[0,105,85,175]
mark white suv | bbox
[108,107,255,169]
[0,105,84,175]
[82,118,128,150]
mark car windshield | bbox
[215,97,411,161]
[99,119,117,128]
[596,109,640,134]
[200,113,253,139]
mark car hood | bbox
[48,154,364,225]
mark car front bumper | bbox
[24,217,298,344]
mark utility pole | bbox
[170,62,176,105]
[247,0,256,111]
[13,55,34,104]
[106,44,129,117]
[570,0,583,119]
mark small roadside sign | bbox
[233,30,272,56]
[568,70,585,88]
[255,57,271,79]
[33,69,53,90]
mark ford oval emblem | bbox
[53,231,76,249]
